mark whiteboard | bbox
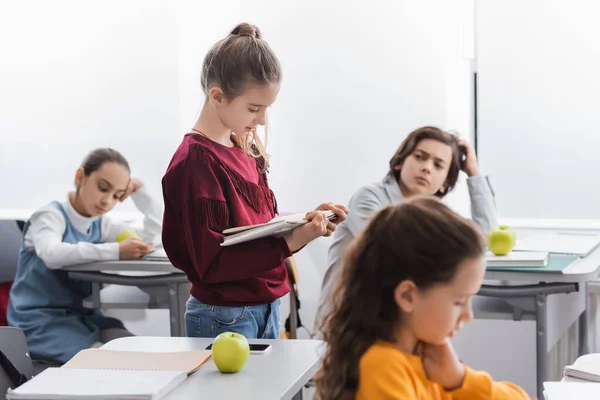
[476,0,600,219]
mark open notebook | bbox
[221,210,336,246]
[7,349,212,400]
[514,232,600,257]
[144,247,169,261]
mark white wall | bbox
[175,0,475,217]
[0,0,476,215]
[0,0,180,211]
[476,0,600,219]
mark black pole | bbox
[473,72,478,155]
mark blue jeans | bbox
[184,295,281,339]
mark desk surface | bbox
[63,250,600,283]
[63,259,180,274]
[58,224,600,283]
[101,336,323,400]
[501,217,600,231]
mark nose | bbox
[421,160,433,174]
[461,298,474,324]
[255,110,267,127]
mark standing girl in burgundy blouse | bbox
[161,23,348,339]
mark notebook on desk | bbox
[62,348,212,373]
[563,353,600,382]
[486,251,549,267]
[7,349,212,400]
[7,368,186,400]
[486,253,578,273]
[543,382,600,400]
[144,247,169,261]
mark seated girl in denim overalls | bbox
[8,148,161,364]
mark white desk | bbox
[64,260,188,336]
[64,258,303,341]
[101,336,322,400]
[0,209,33,222]
[64,259,180,274]
[472,227,600,398]
[484,228,600,283]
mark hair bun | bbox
[230,23,262,39]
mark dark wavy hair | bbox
[315,196,485,400]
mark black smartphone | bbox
[205,343,272,355]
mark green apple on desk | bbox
[116,230,139,243]
[212,332,250,373]
[487,226,516,256]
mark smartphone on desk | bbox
[205,343,272,355]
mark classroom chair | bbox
[0,221,25,326]
[0,327,33,396]
[281,257,301,339]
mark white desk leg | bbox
[292,390,303,400]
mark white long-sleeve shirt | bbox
[24,186,162,269]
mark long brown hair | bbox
[315,196,485,400]
[389,126,462,197]
[201,22,281,166]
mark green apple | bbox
[116,230,139,243]
[487,226,517,256]
[212,332,250,373]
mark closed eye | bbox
[249,108,259,113]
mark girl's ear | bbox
[394,280,418,313]
[74,167,84,188]
[208,86,226,107]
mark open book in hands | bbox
[221,210,336,247]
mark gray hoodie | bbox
[315,174,497,330]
